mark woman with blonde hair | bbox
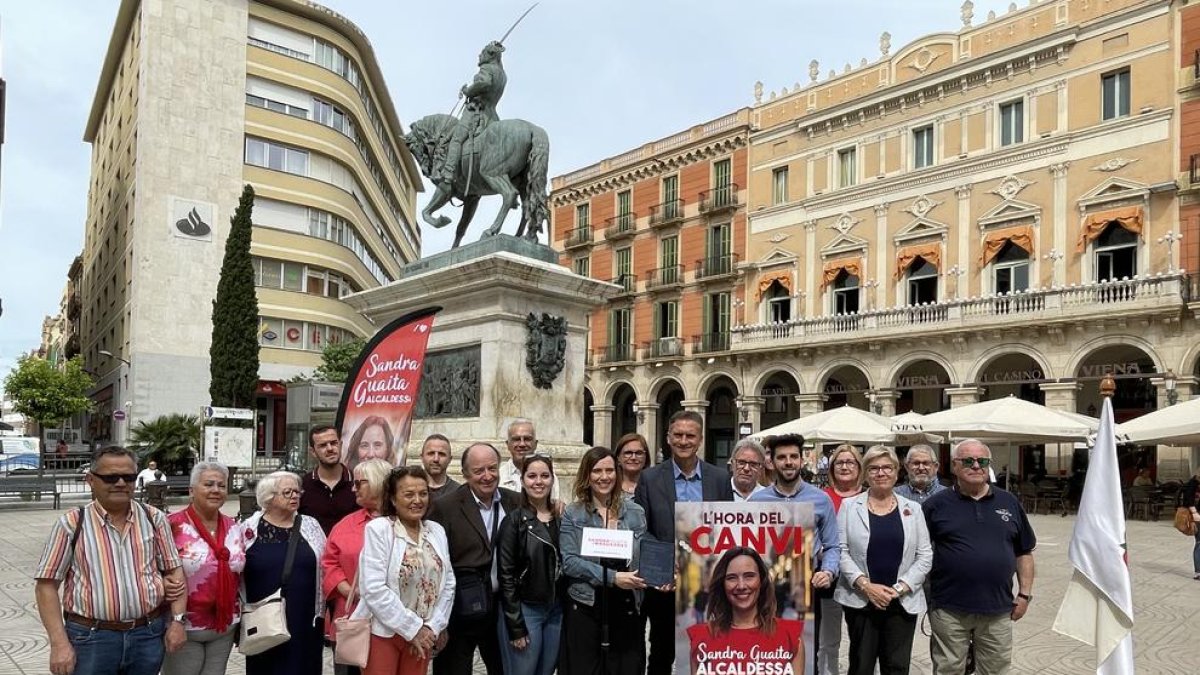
[321,458,393,675]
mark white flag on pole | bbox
[1052,396,1135,674]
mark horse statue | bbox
[405,113,550,248]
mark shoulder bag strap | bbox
[280,518,303,592]
[67,506,86,565]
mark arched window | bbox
[992,241,1030,294]
[1094,222,1137,281]
[907,257,938,305]
[832,270,860,315]
[764,280,791,323]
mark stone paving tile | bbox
[0,498,1194,674]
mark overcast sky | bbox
[0,0,1018,383]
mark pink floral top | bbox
[168,510,247,631]
[395,520,444,621]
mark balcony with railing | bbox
[596,343,637,365]
[646,265,684,292]
[700,184,739,214]
[1190,154,1200,187]
[609,273,638,297]
[693,331,732,354]
[649,199,685,228]
[696,253,739,281]
[645,336,685,359]
[564,226,593,250]
[732,273,1187,351]
[604,213,637,241]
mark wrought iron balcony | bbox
[693,332,732,354]
[596,343,636,364]
[732,273,1187,351]
[646,265,684,291]
[604,213,637,240]
[610,273,638,296]
[645,336,685,359]
[564,226,592,250]
[699,184,739,214]
[1190,154,1200,186]
[695,253,739,280]
[649,199,684,227]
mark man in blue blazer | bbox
[634,410,734,674]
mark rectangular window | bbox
[260,260,282,289]
[913,126,935,169]
[617,190,633,230]
[306,269,326,295]
[615,247,633,291]
[282,262,304,292]
[259,318,283,347]
[662,175,679,218]
[573,256,590,277]
[1096,247,1137,281]
[713,159,732,207]
[1102,69,1131,121]
[655,301,679,339]
[772,167,789,204]
[705,223,731,275]
[999,100,1024,147]
[282,320,305,349]
[608,308,632,353]
[768,296,791,323]
[702,292,731,351]
[838,148,857,188]
[660,235,679,282]
[575,203,590,233]
[994,262,1030,294]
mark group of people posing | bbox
[34,411,1036,675]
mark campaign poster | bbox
[675,502,816,675]
[335,307,440,470]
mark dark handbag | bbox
[453,569,492,619]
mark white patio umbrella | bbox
[1116,397,1200,445]
[918,395,1095,444]
[890,411,927,433]
[752,405,940,444]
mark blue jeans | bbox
[497,601,563,675]
[65,615,167,675]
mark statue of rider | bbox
[438,41,508,190]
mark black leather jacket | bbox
[496,506,561,639]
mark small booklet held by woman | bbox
[639,538,676,588]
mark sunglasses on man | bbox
[90,472,138,484]
[954,457,992,469]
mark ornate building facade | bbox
[563,0,1199,479]
[80,0,421,448]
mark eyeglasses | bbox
[907,461,936,468]
[620,450,646,458]
[91,472,138,485]
[279,489,304,498]
[955,457,992,469]
[352,479,371,488]
[509,435,536,443]
[866,465,896,475]
[733,459,762,470]
[833,460,859,468]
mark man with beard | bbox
[895,444,947,504]
[299,425,357,535]
[421,433,460,499]
[751,434,840,675]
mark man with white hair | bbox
[498,418,558,499]
[728,438,767,501]
[923,439,1036,675]
[895,444,946,504]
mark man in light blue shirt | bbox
[894,444,947,504]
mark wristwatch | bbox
[892,582,907,596]
[1017,593,1033,602]
[171,613,186,623]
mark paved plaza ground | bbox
[0,498,1194,674]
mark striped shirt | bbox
[35,501,182,621]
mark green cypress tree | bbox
[209,184,260,408]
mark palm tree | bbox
[129,413,201,475]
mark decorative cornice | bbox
[989,175,1034,201]
[1092,157,1137,172]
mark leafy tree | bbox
[2,355,94,428]
[210,184,260,408]
[314,338,367,383]
[129,413,201,474]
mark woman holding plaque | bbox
[559,446,648,675]
[686,547,804,675]
[835,446,931,675]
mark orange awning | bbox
[1075,205,1142,253]
[755,271,793,302]
[979,225,1035,267]
[894,243,941,280]
[820,258,863,289]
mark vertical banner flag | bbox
[676,502,816,675]
[1052,395,1135,674]
[335,307,440,471]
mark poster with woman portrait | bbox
[675,502,816,675]
[335,307,439,470]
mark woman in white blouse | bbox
[356,466,456,675]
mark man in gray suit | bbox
[634,410,734,674]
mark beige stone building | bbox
[80,0,421,449]
[579,0,1199,480]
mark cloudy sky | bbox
[0,0,1017,383]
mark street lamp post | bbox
[98,350,133,444]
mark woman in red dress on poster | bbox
[687,547,804,675]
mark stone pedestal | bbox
[346,236,618,488]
